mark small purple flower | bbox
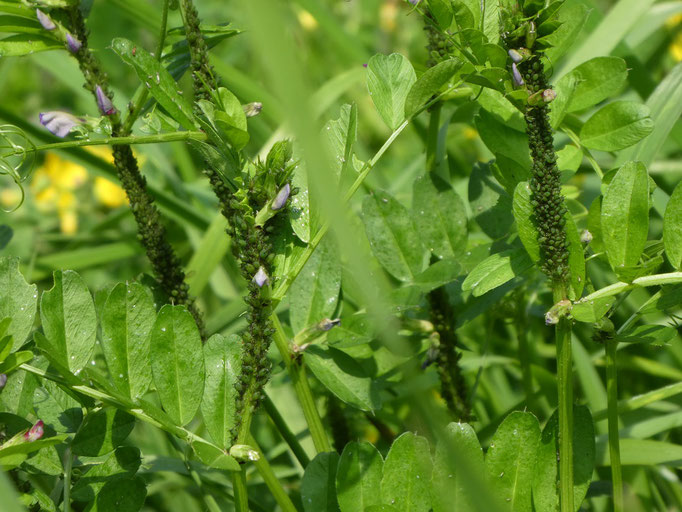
[318,318,341,331]
[252,266,269,288]
[271,183,290,211]
[66,32,81,53]
[0,373,7,389]
[408,0,421,5]
[24,420,44,442]
[95,86,116,116]
[36,9,56,31]
[511,63,524,87]
[39,111,81,138]
[508,49,523,63]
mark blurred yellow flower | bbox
[297,8,318,31]
[463,127,478,140]
[671,32,682,62]
[380,0,399,33]
[94,176,128,208]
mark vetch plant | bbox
[0,1,681,511]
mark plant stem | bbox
[555,286,574,512]
[272,314,332,453]
[248,436,299,512]
[1,131,207,158]
[606,337,624,512]
[263,394,311,467]
[232,472,249,512]
[62,446,72,512]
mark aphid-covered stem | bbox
[65,7,204,336]
[179,0,217,102]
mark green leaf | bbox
[302,452,340,512]
[664,182,682,270]
[431,422,484,512]
[112,37,197,130]
[290,164,312,243]
[366,53,416,130]
[213,87,249,150]
[150,305,205,426]
[0,34,61,56]
[462,249,533,297]
[601,162,649,269]
[190,439,240,471]
[532,405,595,512]
[404,59,463,117]
[562,57,628,113]
[40,270,96,374]
[580,101,654,151]
[0,434,68,469]
[468,162,514,239]
[0,257,37,352]
[0,351,32,374]
[94,476,146,512]
[0,15,45,36]
[596,438,682,466]
[324,103,358,186]
[71,446,141,502]
[201,334,240,449]
[485,411,540,511]
[336,441,383,512]
[0,225,12,250]
[380,432,432,512]
[413,173,467,260]
[303,345,381,412]
[362,190,429,282]
[412,258,461,293]
[542,3,589,63]
[101,282,155,400]
[565,212,586,298]
[616,63,682,167]
[72,408,135,457]
[616,324,678,346]
[571,296,614,323]
[475,109,530,170]
[427,0,453,30]
[512,182,540,262]
[33,382,82,433]
[289,238,341,333]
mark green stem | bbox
[1,131,207,158]
[426,103,441,172]
[272,315,332,453]
[62,445,73,512]
[248,436,299,512]
[263,394,311,467]
[555,286,574,512]
[606,337,624,512]
[232,472,249,512]
[121,0,170,134]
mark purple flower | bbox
[95,86,116,116]
[39,111,81,138]
[542,89,557,103]
[408,0,421,5]
[318,318,341,331]
[252,266,269,288]
[66,32,81,53]
[271,183,290,211]
[508,49,523,64]
[511,63,524,86]
[243,102,263,118]
[24,420,44,442]
[36,9,56,31]
[0,373,7,389]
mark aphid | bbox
[132,46,136,56]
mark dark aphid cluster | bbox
[501,1,571,285]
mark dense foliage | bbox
[1,1,682,511]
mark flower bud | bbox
[95,86,116,116]
[252,266,269,288]
[24,420,44,442]
[229,444,260,462]
[271,183,290,211]
[580,229,593,244]
[508,49,523,63]
[511,63,524,87]
[36,9,56,31]
[318,318,341,331]
[0,373,7,389]
[39,111,81,138]
[66,33,81,53]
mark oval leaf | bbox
[664,182,682,270]
[201,333,241,449]
[601,161,649,269]
[336,441,384,512]
[380,432,432,512]
[512,182,540,262]
[72,408,135,457]
[302,452,340,512]
[366,53,416,130]
[0,256,37,352]
[362,190,429,282]
[405,58,463,117]
[462,249,533,297]
[101,282,155,400]
[485,411,540,511]
[564,57,628,113]
[150,304,205,426]
[580,101,654,151]
[40,270,96,374]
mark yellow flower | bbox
[671,32,682,62]
[296,8,318,31]
[94,177,128,208]
[380,0,399,33]
[60,210,78,236]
